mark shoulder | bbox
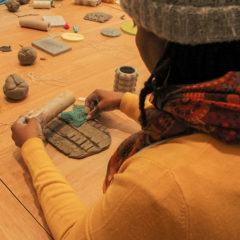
[114,133,240,239]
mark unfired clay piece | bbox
[17,0,30,5]
[32,37,72,56]
[3,74,29,100]
[75,0,101,6]
[42,16,65,27]
[0,46,11,52]
[18,46,37,65]
[101,28,121,37]
[114,66,138,93]
[44,118,111,159]
[26,90,75,126]
[5,0,20,12]
[84,12,112,23]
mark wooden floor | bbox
[0,1,149,239]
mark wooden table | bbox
[0,1,149,238]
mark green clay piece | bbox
[120,21,137,36]
[61,105,87,128]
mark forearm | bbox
[21,138,88,240]
[120,92,152,123]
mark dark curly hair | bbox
[139,40,240,126]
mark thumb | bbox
[28,117,42,130]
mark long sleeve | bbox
[21,136,188,240]
[120,92,152,123]
[21,138,89,240]
[20,133,240,240]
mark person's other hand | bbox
[11,115,43,148]
[85,89,123,119]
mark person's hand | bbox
[85,89,124,119]
[11,114,43,148]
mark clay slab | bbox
[75,0,101,6]
[44,118,111,159]
[101,28,121,37]
[32,37,72,56]
[42,16,65,27]
[84,12,112,23]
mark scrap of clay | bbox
[84,12,112,23]
[18,46,37,65]
[43,118,111,159]
[3,73,29,100]
[0,46,11,52]
[16,0,30,4]
[32,37,72,56]
[101,28,121,37]
[5,0,20,12]
[75,0,101,6]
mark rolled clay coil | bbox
[33,0,51,8]
[19,18,51,31]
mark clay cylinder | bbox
[33,0,51,8]
[27,90,75,126]
[114,66,138,93]
[19,18,51,31]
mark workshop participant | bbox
[11,1,240,239]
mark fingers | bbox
[28,117,39,126]
[35,112,47,126]
[87,106,100,120]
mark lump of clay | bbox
[18,46,37,66]
[5,0,20,12]
[16,0,30,5]
[84,12,112,23]
[3,74,29,100]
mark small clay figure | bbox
[3,73,29,100]
[18,46,37,65]
[16,0,30,4]
[5,0,20,12]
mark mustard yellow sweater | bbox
[22,93,240,240]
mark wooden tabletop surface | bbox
[0,1,149,239]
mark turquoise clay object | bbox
[0,0,8,5]
[61,105,87,127]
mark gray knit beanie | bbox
[120,0,240,45]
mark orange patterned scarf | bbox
[103,72,240,192]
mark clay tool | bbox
[78,97,86,101]
[24,90,76,126]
